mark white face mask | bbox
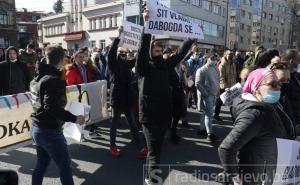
[10,59,17,63]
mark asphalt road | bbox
[0,108,233,185]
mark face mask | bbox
[10,59,17,63]
[152,55,163,62]
[210,60,216,66]
[261,90,281,104]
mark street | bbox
[0,108,233,185]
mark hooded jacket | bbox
[30,62,77,129]
[218,94,288,185]
[0,47,30,96]
[107,38,136,110]
[136,33,194,124]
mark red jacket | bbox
[66,64,92,86]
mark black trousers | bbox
[214,89,225,117]
[143,121,168,184]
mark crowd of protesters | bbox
[0,8,300,185]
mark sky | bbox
[15,0,57,12]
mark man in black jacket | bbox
[108,26,147,158]
[137,10,195,184]
[0,46,30,96]
[282,49,300,134]
[30,45,85,185]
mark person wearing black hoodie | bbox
[137,10,195,184]
[30,45,85,185]
[108,26,147,158]
[0,46,30,96]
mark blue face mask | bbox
[261,90,281,104]
[210,60,216,66]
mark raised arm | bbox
[166,38,195,69]
[107,27,123,73]
[135,10,151,76]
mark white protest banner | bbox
[220,83,243,106]
[119,20,143,51]
[272,139,300,185]
[144,0,204,39]
[0,80,109,153]
[63,101,90,142]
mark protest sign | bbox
[119,20,143,50]
[0,80,109,153]
[144,0,204,39]
[272,139,300,185]
[220,83,243,106]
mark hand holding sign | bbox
[143,9,150,22]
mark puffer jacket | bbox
[218,93,288,185]
[219,57,236,89]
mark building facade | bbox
[124,0,228,52]
[38,0,123,51]
[0,0,18,48]
[16,9,46,49]
[228,0,292,51]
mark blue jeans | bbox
[200,95,216,134]
[30,125,74,185]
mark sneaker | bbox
[171,134,181,144]
[181,120,191,128]
[197,129,208,137]
[214,116,223,122]
[138,148,148,159]
[110,146,121,157]
[207,134,219,142]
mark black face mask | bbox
[152,55,164,62]
[118,55,126,61]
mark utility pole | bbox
[225,0,229,49]
[138,0,143,26]
[260,0,264,46]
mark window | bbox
[213,5,221,15]
[240,36,244,43]
[274,27,278,35]
[230,16,236,21]
[243,0,246,4]
[91,40,96,48]
[248,38,251,45]
[103,18,106,28]
[263,12,266,18]
[218,25,224,38]
[275,4,280,11]
[99,18,102,29]
[203,21,219,37]
[248,12,252,19]
[32,16,37,22]
[0,9,8,25]
[93,19,96,29]
[223,8,226,17]
[89,20,92,30]
[269,13,273,20]
[84,0,87,8]
[269,1,273,8]
[262,24,266,31]
[202,1,211,11]
[230,27,235,33]
[249,0,252,6]
[275,16,279,22]
[247,25,251,32]
[191,0,201,7]
[262,36,265,42]
[0,37,10,48]
[268,26,272,33]
[109,17,113,28]
[100,40,106,49]
[127,15,138,24]
[281,29,285,36]
[114,16,118,27]
[281,18,285,24]
[241,10,246,17]
[240,23,245,30]
[18,25,27,32]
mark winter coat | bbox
[0,59,30,96]
[219,57,236,89]
[218,94,288,185]
[136,33,194,124]
[65,63,92,86]
[107,38,136,110]
[30,62,77,129]
[19,51,37,81]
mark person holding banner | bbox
[136,9,196,185]
[218,68,288,185]
[29,45,85,185]
[108,26,148,158]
